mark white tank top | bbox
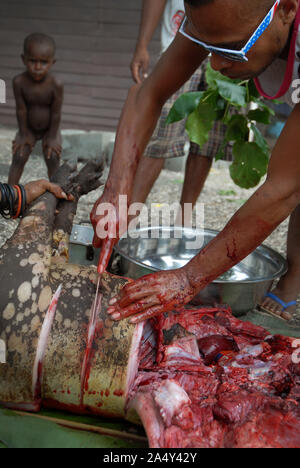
[161,0,185,52]
[254,6,300,108]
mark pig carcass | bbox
[0,162,299,448]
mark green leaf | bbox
[0,408,147,448]
[166,91,204,124]
[205,62,239,87]
[230,141,268,188]
[247,108,272,124]
[185,100,217,148]
[252,97,276,115]
[251,124,269,155]
[215,144,226,162]
[247,79,260,100]
[218,190,237,196]
[225,114,249,142]
[216,79,247,107]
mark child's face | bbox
[22,43,56,82]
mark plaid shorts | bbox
[144,64,233,161]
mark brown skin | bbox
[24,180,74,205]
[129,0,213,227]
[0,180,73,212]
[8,41,64,185]
[130,0,167,83]
[92,0,300,323]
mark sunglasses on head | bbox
[179,0,280,62]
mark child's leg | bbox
[8,133,35,185]
[42,132,62,179]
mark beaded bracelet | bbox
[0,183,27,219]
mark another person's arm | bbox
[12,76,35,156]
[90,34,207,272]
[107,103,300,323]
[131,0,167,83]
[24,179,72,204]
[43,80,64,159]
[0,180,73,218]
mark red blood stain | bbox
[113,390,124,397]
[105,389,110,397]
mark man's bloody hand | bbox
[106,268,196,324]
[90,189,129,274]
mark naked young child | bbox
[8,33,63,185]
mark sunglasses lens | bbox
[212,50,247,62]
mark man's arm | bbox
[107,103,300,323]
[43,80,64,159]
[110,34,207,197]
[91,33,208,270]
[131,0,167,83]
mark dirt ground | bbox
[0,126,299,325]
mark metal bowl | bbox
[114,226,287,316]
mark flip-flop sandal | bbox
[259,292,297,321]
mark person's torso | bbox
[161,0,185,52]
[255,7,300,108]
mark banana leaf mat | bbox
[0,408,147,448]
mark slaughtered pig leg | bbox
[0,162,103,410]
[0,165,74,408]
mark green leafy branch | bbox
[166,64,275,189]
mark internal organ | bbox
[1,292,300,447]
[130,308,300,448]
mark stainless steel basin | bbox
[114,226,287,316]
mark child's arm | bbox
[12,76,36,156]
[43,79,64,159]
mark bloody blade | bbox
[80,240,114,404]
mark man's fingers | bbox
[108,276,158,306]
[129,304,169,324]
[108,296,159,321]
[117,284,159,308]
